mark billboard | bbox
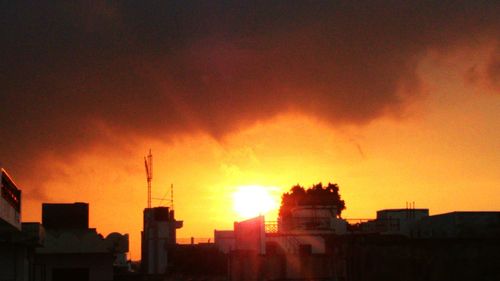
[0,168,21,231]
[234,215,266,254]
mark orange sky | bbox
[2,2,497,260]
[19,47,499,258]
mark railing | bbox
[346,218,402,233]
[264,221,279,233]
[176,237,213,244]
[279,217,333,232]
[345,218,373,224]
[266,218,402,234]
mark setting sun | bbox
[232,185,278,219]
[2,2,500,271]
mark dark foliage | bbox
[279,182,346,219]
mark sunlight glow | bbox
[232,185,278,219]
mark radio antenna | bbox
[144,149,153,209]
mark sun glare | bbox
[232,185,278,219]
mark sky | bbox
[1,1,499,259]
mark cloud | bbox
[1,1,499,194]
[486,47,500,89]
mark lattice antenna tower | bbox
[144,149,153,209]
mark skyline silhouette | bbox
[1,166,500,281]
[0,0,499,265]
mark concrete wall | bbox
[229,250,333,281]
[412,212,500,238]
[281,205,347,235]
[0,196,21,232]
[234,216,265,254]
[0,169,21,231]
[376,209,429,235]
[41,203,88,230]
[214,230,235,254]
[35,253,114,281]
[330,235,500,281]
[266,234,326,254]
[0,243,33,281]
[142,207,181,275]
[230,234,500,281]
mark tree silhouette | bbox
[279,182,346,220]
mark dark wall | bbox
[329,235,500,281]
[229,249,333,281]
[170,244,227,276]
[42,203,89,229]
[52,268,89,281]
[227,234,500,281]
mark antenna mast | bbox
[144,149,153,209]
[170,184,174,210]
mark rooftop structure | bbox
[141,206,183,275]
[228,208,500,281]
[36,202,129,281]
[279,205,347,234]
[358,208,429,236]
[42,202,89,229]
[0,168,21,232]
[412,211,500,238]
[0,168,44,281]
[214,230,235,254]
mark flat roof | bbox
[377,208,429,212]
[428,211,500,217]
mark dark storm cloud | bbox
[486,46,500,88]
[1,1,499,190]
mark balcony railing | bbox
[266,217,335,233]
[176,237,213,244]
[264,221,279,233]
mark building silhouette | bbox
[35,202,129,281]
[1,169,130,281]
[224,207,500,281]
[141,206,182,275]
[0,168,40,281]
